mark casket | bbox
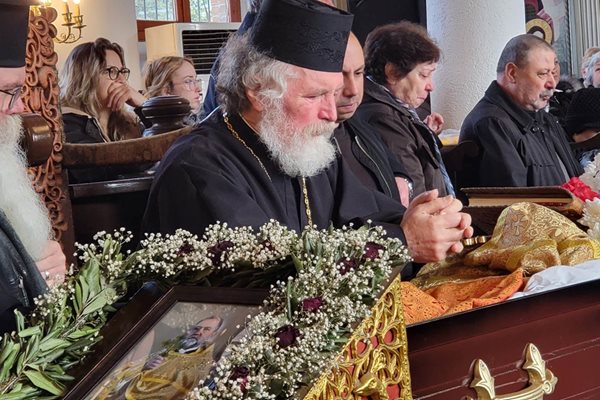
[407,276,600,399]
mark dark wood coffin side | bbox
[407,278,600,399]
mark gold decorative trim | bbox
[303,276,412,400]
[469,343,558,400]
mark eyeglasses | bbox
[0,86,22,110]
[103,66,131,81]
[176,77,202,92]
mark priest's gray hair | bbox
[217,33,295,115]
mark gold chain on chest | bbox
[222,113,313,228]
[301,176,313,227]
[224,114,272,181]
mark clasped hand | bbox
[401,189,473,263]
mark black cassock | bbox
[141,112,406,239]
[0,211,47,334]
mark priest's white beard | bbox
[0,114,52,260]
[258,99,338,177]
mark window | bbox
[136,0,240,41]
[135,0,177,21]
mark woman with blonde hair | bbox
[143,56,203,118]
[60,37,148,182]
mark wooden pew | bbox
[62,127,191,248]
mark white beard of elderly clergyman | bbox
[0,114,54,261]
[141,0,473,267]
[0,1,66,334]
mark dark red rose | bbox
[363,242,385,261]
[337,257,358,275]
[231,366,249,392]
[561,177,600,202]
[274,325,301,348]
[177,241,194,256]
[301,297,324,312]
[208,240,234,266]
[260,240,275,252]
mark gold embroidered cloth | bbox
[465,202,600,275]
[403,202,600,324]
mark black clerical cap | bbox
[0,1,34,68]
[249,0,353,73]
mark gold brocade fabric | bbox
[402,202,600,324]
[465,202,600,275]
[95,346,214,400]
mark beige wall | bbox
[47,0,143,89]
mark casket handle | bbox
[469,343,557,400]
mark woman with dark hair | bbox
[355,21,454,199]
[60,38,148,182]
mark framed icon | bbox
[63,284,267,400]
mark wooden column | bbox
[24,6,75,263]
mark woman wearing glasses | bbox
[143,56,203,123]
[59,38,148,182]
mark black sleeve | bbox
[0,290,19,335]
[468,117,529,186]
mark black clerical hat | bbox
[249,0,353,73]
[0,1,34,68]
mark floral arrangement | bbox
[579,153,600,193]
[579,199,600,242]
[570,154,600,241]
[561,177,600,202]
[0,221,410,399]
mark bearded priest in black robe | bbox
[141,0,473,265]
[0,1,67,333]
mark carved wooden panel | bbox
[24,6,75,260]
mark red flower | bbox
[208,240,234,266]
[231,366,249,392]
[363,242,385,261]
[274,325,301,348]
[337,257,358,275]
[561,177,600,202]
[177,241,194,256]
[301,297,324,312]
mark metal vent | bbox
[181,29,236,74]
